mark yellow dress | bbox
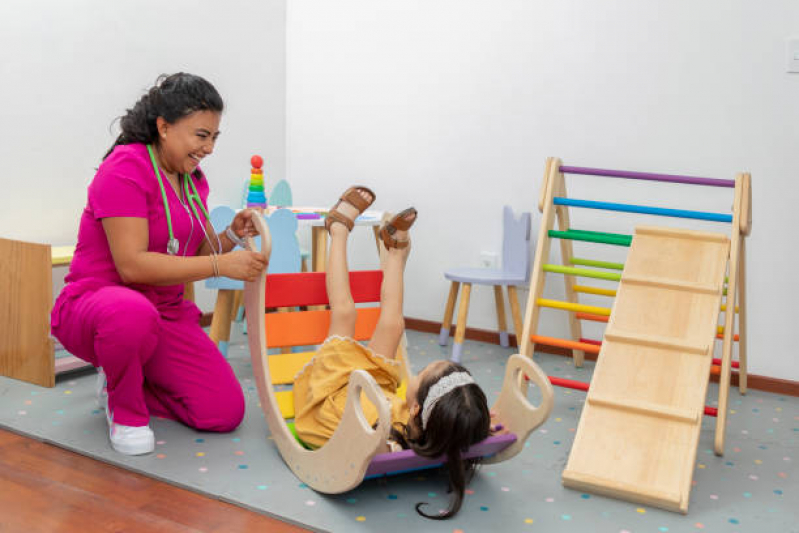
[293,336,409,449]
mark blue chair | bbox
[269,179,293,208]
[439,206,532,363]
[241,178,310,270]
[207,207,302,355]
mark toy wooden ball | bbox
[251,155,263,169]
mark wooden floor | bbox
[0,428,310,533]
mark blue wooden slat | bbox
[553,198,732,223]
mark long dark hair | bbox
[104,72,224,160]
[392,363,491,519]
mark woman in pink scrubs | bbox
[51,73,267,455]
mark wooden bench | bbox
[0,238,88,387]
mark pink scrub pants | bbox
[52,285,245,430]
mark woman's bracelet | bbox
[209,253,220,278]
[225,225,247,249]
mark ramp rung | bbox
[603,330,709,355]
[621,274,720,294]
[587,394,699,424]
[635,225,729,243]
[562,470,682,510]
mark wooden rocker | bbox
[207,206,303,355]
[243,215,555,493]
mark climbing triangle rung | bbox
[573,285,617,297]
[530,335,601,355]
[548,229,632,246]
[543,264,622,281]
[537,299,612,316]
[603,330,709,355]
[587,394,700,424]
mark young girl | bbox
[293,186,491,519]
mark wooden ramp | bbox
[561,225,730,513]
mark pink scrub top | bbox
[52,143,211,327]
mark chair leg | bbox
[210,289,236,357]
[232,290,244,322]
[439,281,460,345]
[183,282,195,302]
[493,285,509,348]
[507,285,523,348]
[452,283,472,363]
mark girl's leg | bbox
[326,222,356,338]
[325,189,374,338]
[368,210,416,359]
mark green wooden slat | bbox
[570,257,625,271]
[542,264,622,281]
[548,229,632,246]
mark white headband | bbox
[420,371,475,430]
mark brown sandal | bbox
[324,186,376,232]
[380,207,418,249]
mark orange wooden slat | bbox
[530,334,601,355]
[575,312,610,323]
[265,307,381,348]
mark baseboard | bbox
[404,317,799,398]
[203,311,799,397]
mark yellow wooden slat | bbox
[51,245,76,266]
[573,285,617,298]
[276,390,294,419]
[269,351,315,385]
[537,298,612,316]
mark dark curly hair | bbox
[104,72,224,160]
[391,362,491,519]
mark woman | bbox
[51,73,267,455]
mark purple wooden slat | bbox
[559,165,735,188]
[364,433,517,478]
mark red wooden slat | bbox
[265,270,383,308]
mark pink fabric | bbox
[53,286,244,429]
[54,143,211,322]
[51,143,244,430]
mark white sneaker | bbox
[96,368,108,411]
[106,409,155,455]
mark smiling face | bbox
[155,110,221,175]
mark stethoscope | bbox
[147,144,219,256]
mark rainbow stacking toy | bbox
[247,155,267,211]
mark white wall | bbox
[287,2,799,380]
[0,0,286,311]
[2,2,797,382]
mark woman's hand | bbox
[217,250,268,281]
[229,209,259,242]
